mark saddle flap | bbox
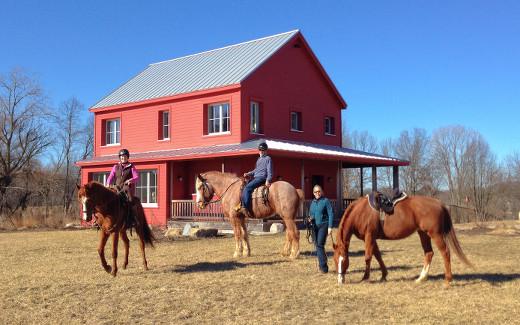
[367,190,408,214]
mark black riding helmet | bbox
[258,142,268,151]
[119,149,130,158]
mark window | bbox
[250,101,261,134]
[290,111,302,131]
[208,103,230,134]
[92,172,109,185]
[136,170,157,205]
[105,119,120,145]
[160,110,170,140]
[324,116,335,135]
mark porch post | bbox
[360,167,364,196]
[372,166,377,192]
[393,166,399,190]
[336,161,341,201]
[301,160,305,195]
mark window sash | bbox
[136,170,157,204]
[105,119,120,145]
[325,117,335,134]
[92,172,109,185]
[291,112,301,131]
[250,101,260,133]
[208,103,230,134]
[162,111,170,139]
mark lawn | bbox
[1,223,519,324]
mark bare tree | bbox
[0,68,50,218]
[394,128,430,195]
[343,130,379,196]
[378,138,394,192]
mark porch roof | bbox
[76,138,408,167]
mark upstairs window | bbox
[105,118,120,145]
[324,116,335,135]
[136,169,157,205]
[207,103,230,134]
[159,110,170,140]
[250,101,262,134]
[290,111,302,132]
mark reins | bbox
[202,178,241,205]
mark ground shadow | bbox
[422,272,520,285]
[299,249,401,258]
[162,259,287,274]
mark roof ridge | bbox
[150,30,299,66]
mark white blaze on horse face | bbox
[195,183,202,204]
[81,196,88,221]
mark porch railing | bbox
[170,198,357,223]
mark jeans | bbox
[312,222,329,272]
[241,177,266,210]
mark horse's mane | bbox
[87,181,117,196]
[203,171,239,180]
[336,198,361,249]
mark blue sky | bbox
[1,0,518,160]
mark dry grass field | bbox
[1,222,519,324]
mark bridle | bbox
[198,177,241,205]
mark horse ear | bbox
[197,174,204,182]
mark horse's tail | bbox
[442,206,473,268]
[135,199,155,247]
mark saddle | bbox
[252,186,270,206]
[367,189,408,216]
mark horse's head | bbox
[333,243,349,285]
[77,182,96,222]
[195,174,214,209]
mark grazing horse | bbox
[195,171,302,258]
[77,181,154,276]
[333,195,472,286]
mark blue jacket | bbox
[309,197,334,228]
[246,155,273,182]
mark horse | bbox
[77,181,155,276]
[333,194,473,286]
[195,171,303,259]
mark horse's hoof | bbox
[380,277,387,282]
[122,264,128,270]
[104,265,112,274]
[111,271,117,277]
[415,276,428,283]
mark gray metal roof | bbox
[92,30,300,109]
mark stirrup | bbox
[234,203,243,212]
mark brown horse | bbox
[77,181,155,276]
[333,194,473,286]
[195,171,302,258]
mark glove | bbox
[328,228,332,235]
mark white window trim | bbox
[136,170,157,205]
[142,203,159,208]
[290,112,302,132]
[208,102,230,135]
[162,111,170,140]
[250,101,260,134]
[105,118,121,145]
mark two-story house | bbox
[77,30,407,226]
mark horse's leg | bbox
[121,230,130,270]
[372,242,387,281]
[98,231,111,274]
[362,233,375,281]
[231,216,243,258]
[285,219,300,259]
[432,233,452,286]
[281,230,291,257]
[110,231,119,277]
[239,216,251,257]
[416,230,434,283]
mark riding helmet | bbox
[119,149,130,157]
[258,142,268,151]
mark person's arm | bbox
[265,156,273,185]
[126,165,139,185]
[105,165,117,186]
[326,198,334,234]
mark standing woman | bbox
[308,184,334,273]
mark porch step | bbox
[167,220,275,232]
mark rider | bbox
[235,142,272,216]
[106,149,139,225]
[308,184,334,274]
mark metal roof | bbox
[77,138,408,167]
[92,30,300,109]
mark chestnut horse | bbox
[77,181,154,276]
[195,171,302,258]
[333,195,472,286]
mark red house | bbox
[78,30,407,227]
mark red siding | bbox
[241,36,343,146]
